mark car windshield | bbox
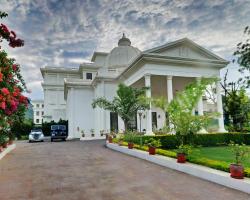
[59,125,66,130]
[51,125,59,130]
[31,129,42,132]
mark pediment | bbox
[144,38,226,61]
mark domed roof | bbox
[105,34,141,68]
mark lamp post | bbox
[138,109,144,147]
[138,109,143,133]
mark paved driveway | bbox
[0,140,249,200]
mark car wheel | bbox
[29,140,31,143]
[51,139,53,142]
[63,138,66,141]
[41,140,44,142]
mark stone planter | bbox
[230,164,244,179]
[128,142,134,149]
[148,146,156,155]
[108,137,113,143]
[177,153,186,163]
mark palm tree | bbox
[92,83,149,132]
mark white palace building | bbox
[41,35,228,139]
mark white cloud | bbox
[1,0,250,100]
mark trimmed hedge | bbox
[123,133,250,149]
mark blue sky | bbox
[1,0,250,100]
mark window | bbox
[36,111,39,116]
[42,111,44,116]
[36,119,39,123]
[42,104,44,108]
[36,104,39,108]
[86,73,92,80]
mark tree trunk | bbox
[124,120,128,133]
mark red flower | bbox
[0,102,6,110]
[12,64,18,71]
[1,88,10,95]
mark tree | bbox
[0,11,27,137]
[234,26,250,72]
[153,78,217,145]
[92,83,149,132]
[221,69,250,131]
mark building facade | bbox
[41,35,228,139]
[31,100,44,125]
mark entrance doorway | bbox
[152,112,157,129]
[110,112,118,132]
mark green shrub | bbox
[144,138,161,148]
[125,133,250,149]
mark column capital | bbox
[167,75,173,80]
[196,77,202,81]
[144,73,151,78]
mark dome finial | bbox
[118,33,131,46]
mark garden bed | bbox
[106,142,250,194]
[112,140,250,178]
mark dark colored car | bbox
[50,125,68,142]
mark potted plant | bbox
[81,130,85,137]
[229,142,249,179]
[176,144,192,163]
[100,130,104,137]
[145,138,161,155]
[124,132,136,149]
[108,132,116,143]
[90,129,95,137]
[116,133,124,146]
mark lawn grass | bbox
[189,146,250,168]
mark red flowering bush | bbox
[0,11,27,135]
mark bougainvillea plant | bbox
[0,11,27,135]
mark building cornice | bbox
[64,78,93,100]
[117,53,229,81]
[91,51,108,62]
[40,66,79,78]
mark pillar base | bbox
[198,128,208,134]
[144,131,154,136]
[217,128,228,133]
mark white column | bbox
[145,74,154,135]
[196,77,207,133]
[167,76,173,103]
[166,76,174,133]
[196,77,204,116]
[216,80,227,132]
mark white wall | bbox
[67,87,95,138]
[42,71,80,122]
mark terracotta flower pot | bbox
[148,146,156,155]
[128,142,134,149]
[8,140,13,145]
[108,137,113,143]
[177,153,186,163]
[0,146,3,153]
[230,164,244,179]
[2,142,8,148]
